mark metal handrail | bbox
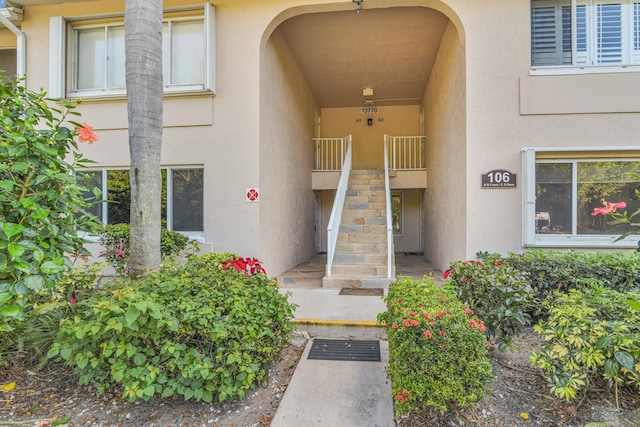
[326,135,352,276]
[383,135,393,278]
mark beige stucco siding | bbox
[259,27,318,274]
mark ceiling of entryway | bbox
[279,7,449,108]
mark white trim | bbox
[521,148,537,246]
[530,64,640,75]
[48,16,65,98]
[204,2,216,94]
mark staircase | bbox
[323,170,395,288]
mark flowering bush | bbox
[379,277,494,416]
[530,286,640,405]
[0,75,101,342]
[222,256,266,276]
[48,252,295,403]
[444,257,532,351]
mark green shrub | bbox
[0,76,101,333]
[379,277,494,416]
[48,253,295,403]
[0,262,103,367]
[530,286,640,404]
[444,257,533,351]
[98,223,198,275]
[505,249,640,317]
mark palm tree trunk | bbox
[124,0,163,277]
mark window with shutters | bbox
[531,0,640,69]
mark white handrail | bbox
[383,135,393,278]
[326,135,352,276]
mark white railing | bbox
[313,137,350,171]
[383,137,394,278]
[386,135,426,170]
[326,136,352,276]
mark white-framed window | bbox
[531,0,640,70]
[77,167,204,241]
[49,3,215,98]
[522,148,640,247]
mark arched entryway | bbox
[259,1,467,274]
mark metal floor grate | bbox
[308,339,381,362]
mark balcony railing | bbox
[313,137,350,171]
[385,135,425,170]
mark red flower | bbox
[439,297,446,303]
[469,319,477,328]
[391,324,399,329]
[409,311,416,317]
[423,313,431,320]
[423,330,433,339]
[478,324,486,332]
[443,269,452,279]
[493,261,502,266]
[592,201,626,216]
[397,298,403,303]
[77,122,99,144]
[439,344,445,349]
[429,321,435,327]
[396,389,410,402]
[465,308,474,315]
[439,330,447,337]
[403,319,411,327]
[410,319,419,327]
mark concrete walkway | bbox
[271,253,442,427]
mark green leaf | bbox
[1,305,22,318]
[3,222,25,239]
[0,292,11,304]
[41,260,65,274]
[0,180,14,191]
[133,353,146,366]
[628,299,640,311]
[604,359,619,377]
[595,335,612,349]
[23,275,45,291]
[60,347,72,360]
[125,307,140,326]
[113,370,125,382]
[7,245,26,264]
[52,416,72,426]
[614,351,636,372]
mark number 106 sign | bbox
[481,170,516,188]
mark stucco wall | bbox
[259,27,318,275]
[321,106,421,170]
[422,21,466,270]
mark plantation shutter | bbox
[531,1,573,66]
[595,2,624,63]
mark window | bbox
[531,0,640,68]
[0,49,17,81]
[391,192,403,235]
[77,167,204,240]
[49,3,215,98]
[522,148,640,247]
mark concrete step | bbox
[330,264,394,276]
[335,243,387,254]
[333,253,392,265]
[322,275,395,289]
[348,177,385,186]
[337,233,389,244]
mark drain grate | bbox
[339,288,384,296]
[308,339,381,362]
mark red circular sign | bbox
[246,188,259,201]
